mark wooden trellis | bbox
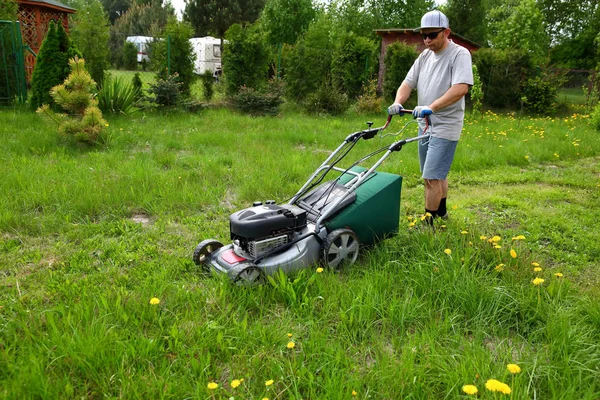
[16,0,75,81]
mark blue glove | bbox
[412,106,433,118]
[387,103,404,115]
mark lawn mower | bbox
[192,111,431,283]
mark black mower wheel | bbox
[232,264,265,285]
[321,228,360,270]
[193,239,223,271]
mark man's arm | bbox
[429,83,469,112]
[394,81,413,105]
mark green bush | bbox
[152,18,195,95]
[473,48,533,109]
[520,70,565,115]
[383,42,418,102]
[200,71,214,101]
[355,79,383,114]
[0,0,18,20]
[470,64,483,114]
[223,23,270,96]
[283,14,334,102]
[145,72,182,108]
[121,41,138,71]
[30,21,81,110]
[304,81,348,115]
[331,32,377,100]
[590,102,600,130]
[132,73,143,100]
[97,75,139,115]
[230,79,284,116]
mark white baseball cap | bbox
[413,10,450,32]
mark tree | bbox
[183,0,265,39]
[260,0,316,46]
[71,0,111,85]
[30,22,82,110]
[100,0,132,24]
[0,0,18,20]
[443,0,488,45]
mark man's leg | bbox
[425,179,444,213]
[419,137,457,223]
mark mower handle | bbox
[384,110,431,135]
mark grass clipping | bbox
[37,56,106,144]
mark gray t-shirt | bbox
[404,41,473,141]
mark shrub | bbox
[145,72,182,108]
[223,23,270,96]
[355,79,383,114]
[331,32,377,100]
[97,75,139,115]
[590,102,600,130]
[0,0,18,20]
[121,41,138,71]
[470,64,483,114]
[304,81,348,115]
[132,73,143,100]
[30,21,81,110]
[230,79,284,116]
[37,57,106,144]
[200,71,214,101]
[383,42,418,102]
[473,48,533,109]
[583,65,599,111]
[520,70,565,115]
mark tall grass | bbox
[0,107,599,398]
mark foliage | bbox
[470,64,483,114]
[355,79,383,114]
[99,0,132,24]
[538,0,598,43]
[0,0,18,20]
[222,23,270,96]
[487,0,549,63]
[230,79,284,116]
[442,0,487,45]
[582,65,600,110]
[590,102,600,130]
[200,71,214,101]
[473,48,533,109]
[71,0,111,85]
[132,72,143,100]
[145,72,182,107]
[37,57,106,144]
[30,22,82,110]
[184,0,265,38]
[304,80,348,115]
[260,0,316,45]
[331,32,377,100]
[383,41,418,102]
[152,18,195,95]
[520,70,566,115]
[120,41,138,70]
[283,13,334,102]
[97,74,139,115]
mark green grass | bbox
[1,106,599,398]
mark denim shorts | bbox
[418,135,458,180]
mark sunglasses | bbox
[421,29,445,40]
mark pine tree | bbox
[37,57,107,144]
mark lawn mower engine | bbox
[229,202,308,259]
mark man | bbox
[388,10,473,224]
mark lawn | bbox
[0,105,599,399]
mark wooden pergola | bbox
[17,0,75,80]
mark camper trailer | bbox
[126,36,153,63]
[189,36,223,77]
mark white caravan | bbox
[126,36,153,63]
[189,36,224,77]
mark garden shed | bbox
[375,28,481,93]
[16,0,75,80]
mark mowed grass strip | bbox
[0,107,599,399]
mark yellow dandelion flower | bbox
[510,249,517,258]
[265,379,274,386]
[512,235,526,241]
[485,379,511,394]
[554,272,564,278]
[352,390,357,396]
[533,267,542,272]
[316,267,324,273]
[531,262,540,267]
[507,364,521,374]
[287,341,295,349]
[444,248,452,255]
[461,230,468,235]
[491,236,501,242]
[525,155,529,159]
[495,264,505,272]
[149,297,160,305]
[207,382,218,390]
[287,333,293,337]
[532,277,545,286]
[494,245,502,249]
[480,235,487,240]
[462,385,478,395]
[105,123,110,127]
[231,379,241,388]
[263,398,269,400]
[452,204,458,210]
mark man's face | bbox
[421,28,449,52]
